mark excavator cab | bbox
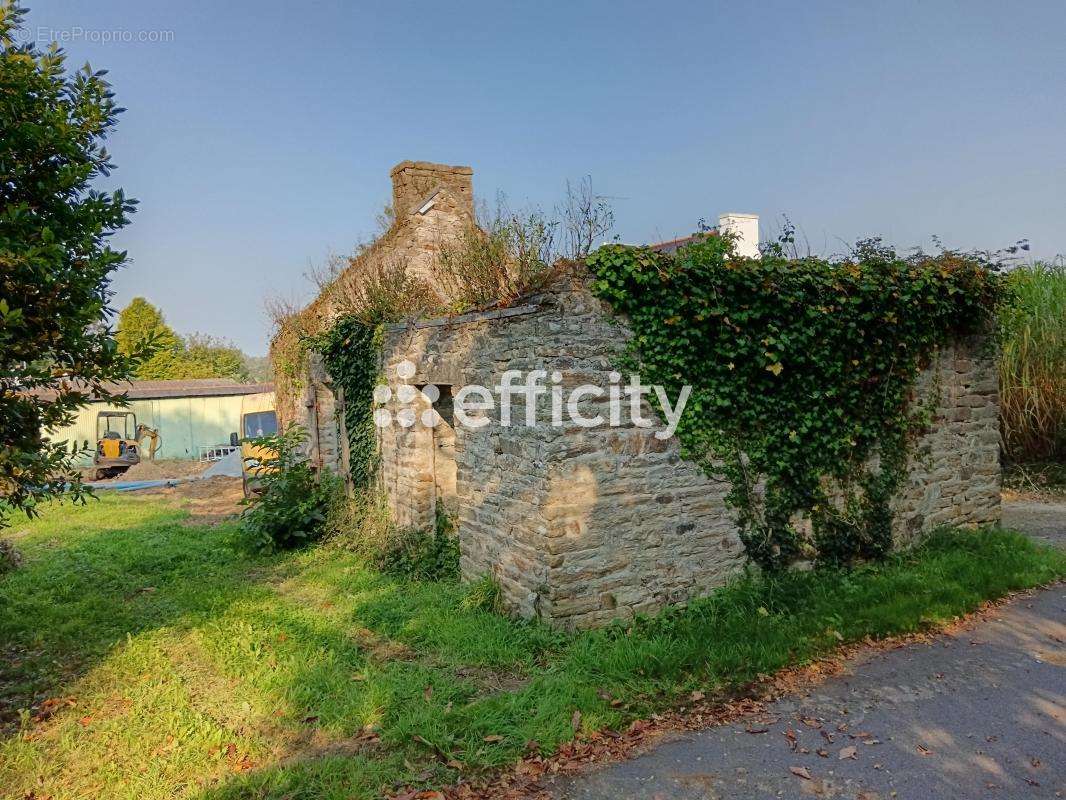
[93,411,141,479]
[230,409,278,496]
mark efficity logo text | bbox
[373,360,691,440]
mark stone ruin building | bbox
[282,161,1001,630]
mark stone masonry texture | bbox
[286,162,1000,630]
[372,267,1001,629]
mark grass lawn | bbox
[1,494,1063,800]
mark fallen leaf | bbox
[839,746,857,760]
[816,748,829,758]
[571,709,582,731]
[789,765,812,780]
[689,690,705,702]
[423,685,433,702]
[746,726,769,734]
[77,716,92,727]
[916,744,933,756]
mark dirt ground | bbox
[80,458,212,482]
[135,476,246,524]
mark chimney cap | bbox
[390,160,473,177]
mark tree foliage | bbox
[586,230,1004,571]
[0,2,137,525]
[116,297,249,381]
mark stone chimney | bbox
[718,212,760,258]
[390,160,474,221]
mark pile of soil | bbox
[119,461,170,480]
[124,459,211,480]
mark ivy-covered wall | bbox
[373,267,1000,629]
[586,236,1002,569]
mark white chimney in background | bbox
[718,212,760,258]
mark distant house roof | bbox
[647,230,718,255]
[27,379,274,403]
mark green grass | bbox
[1,495,1063,800]
[1000,261,1066,463]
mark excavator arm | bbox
[135,424,162,460]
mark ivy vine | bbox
[313,316,382,490]
[586,233,1003,571]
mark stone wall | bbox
[289,353,344,475]
[377,269,1001,629]
[891,337,1001,538]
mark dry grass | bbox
[435,208,557,311]
[315,246,443,325]
[999,262,1066,463]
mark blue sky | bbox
[27,0,1066,355]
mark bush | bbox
[379,509,460,581]
[999,262,1066,463]
[325,492,460,582]
[239,426,338,552]
[436,206,557,311]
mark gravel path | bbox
[1003,499,1066,548]
[549,501,1066,799]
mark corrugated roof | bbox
[25,379,274,402]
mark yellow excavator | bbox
[93,410,161,480]
[229,406,277,496]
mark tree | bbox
[116,299,250,381]
[241,354,274,383]
[179,333,249,381]
[0,2,138,526]
[116,296,182,379]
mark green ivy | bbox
[586,233,1003,571]
[313,316,383,490]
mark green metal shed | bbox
[43,380,275,462]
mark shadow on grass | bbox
[191,529,1066,800]
[3,497,1064,800]
[0,495,280,729]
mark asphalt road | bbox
[550,506,1066,800]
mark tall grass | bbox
[999,261,1066,463]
